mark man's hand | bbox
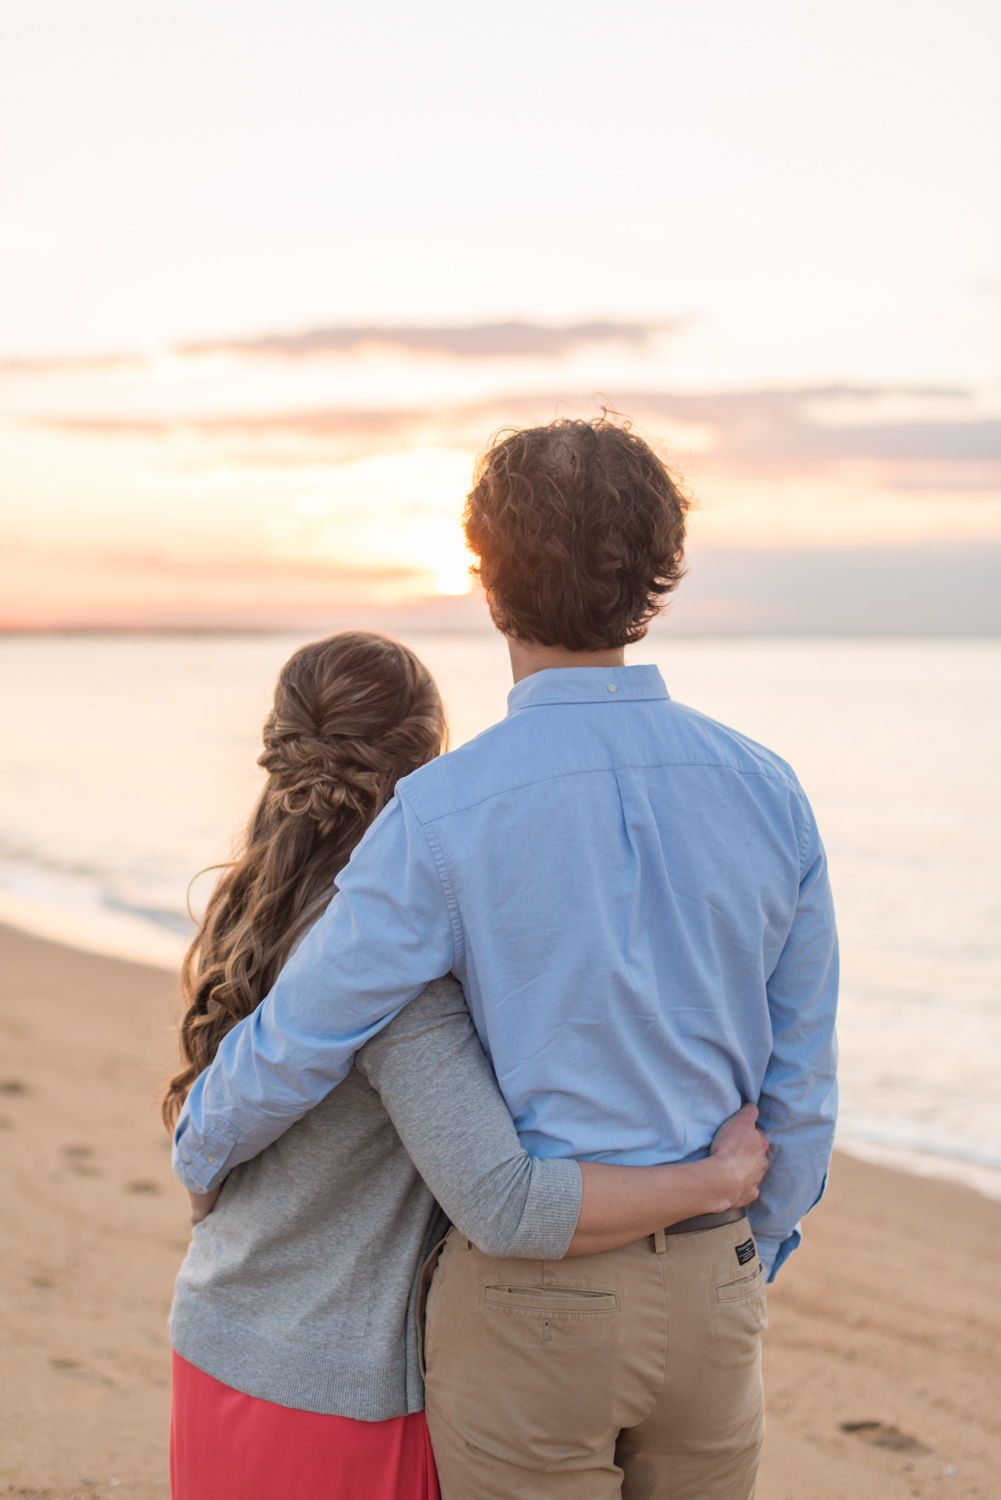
[708,1103,770,1207]
[567,1105,772,1257]
[188,1187,221,1225]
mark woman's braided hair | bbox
[162,631,446,1129]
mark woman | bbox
[166,631,768,1500]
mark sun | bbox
[408,513,474,596]
[433,549,474,596]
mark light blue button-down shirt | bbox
[174,665,838,1279]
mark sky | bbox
[2,0,1000,630]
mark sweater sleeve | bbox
[355,975,582,1259]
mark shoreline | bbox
[835,1134,1001,1203]
[0,887,189,973]
[1,921,999,1497]
[2,896,998,1205]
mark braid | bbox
[259,734,382,833]
[162,632,446,1128]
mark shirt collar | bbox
[507,664,670,713]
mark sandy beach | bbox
[1,921,998,1500]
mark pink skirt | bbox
[170,1351,442,1500]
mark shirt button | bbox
[207,1156,216,1164]
[607,684,618,693]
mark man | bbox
[174,418,838,1498]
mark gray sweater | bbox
[169,975,582,1420]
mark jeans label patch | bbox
[735,1238,756,1266]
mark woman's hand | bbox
[707,1103,770,1208]
[188,1187,221,1225]
[565,1104,770,1257]
[567,1105,770,1257]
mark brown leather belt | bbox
[663,1206,747,1236]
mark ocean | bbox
[2,631,999,1196]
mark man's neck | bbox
[506,636,626,685]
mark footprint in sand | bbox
[62,1144,102,1177]
[840,1420,931,1456]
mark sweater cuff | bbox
[505,1159,583,1259]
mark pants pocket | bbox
[484,1285,618,1313]
[713,1265,765,1304]
[482,1282,621,1350]
[711,1263,768,1336]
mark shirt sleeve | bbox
[172,790,458,1194]
[747,788,839,1281]
[355,976,582,1259]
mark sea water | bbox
[1,632,998,1194]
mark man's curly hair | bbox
[463,417,689,651]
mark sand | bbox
[0,922,999,1500]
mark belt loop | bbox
[653,1228,667,1254]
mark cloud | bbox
[22,382,1001,489]
[459,387,1001,483]
[27,407,428,439]
[0,537,427,631]
[0,535,421,586]
[180,319,676,361]
[2,318,680,375]
[638,388,1001,467]
[7,537,998,635]
[86,549,420,586]
[0,351,145,375]
[669,541,1001,635]
[506,386,1001,475]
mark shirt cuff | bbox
[172,1115,240,1194]
[754,1225,802,1283]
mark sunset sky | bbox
[2,0,999,630]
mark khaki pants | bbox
[422,1220,766,1500]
